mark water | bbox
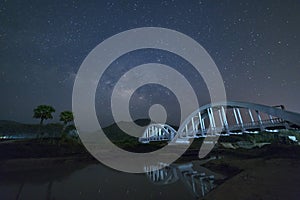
[0,160,224,200]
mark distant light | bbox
[265,129,279,133]
[288,136,298,142]
[244,130,259,134]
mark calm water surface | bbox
[0,159,224,200]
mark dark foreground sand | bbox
[204,158,300,200]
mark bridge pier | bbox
[198,112,205,136]
[284,121,291,130]
[233,108,245,132]
[269,115,274,124]
[207,108,217,135]
[256,110,265,131]
[233,108,239,125]
[248,109,255,125]
[221,106,230,134]
[191,117,196,138]
[236,108,245,132]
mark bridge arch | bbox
[139,123,177,143]
[139,101,300,143]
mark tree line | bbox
[33,105,73,126]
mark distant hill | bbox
[103,119,179,143]
[0,120,22,125]
[0,120,63,137]
[103,119,150,142]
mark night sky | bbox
[1,0,299,125]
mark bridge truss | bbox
[139,101,300,144]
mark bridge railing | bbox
[229,118,285,129]
[180,118,286,137]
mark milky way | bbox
[0,0,299,125]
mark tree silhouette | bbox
[59,111,74,125]
[33,105,55,125]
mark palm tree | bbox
[33,105,55,125]
[59,111,74,126]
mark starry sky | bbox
[0,0,299,126]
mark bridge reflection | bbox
[144,161,223,198]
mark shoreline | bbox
[1,140,300,199]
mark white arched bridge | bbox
[139,101,300,144]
